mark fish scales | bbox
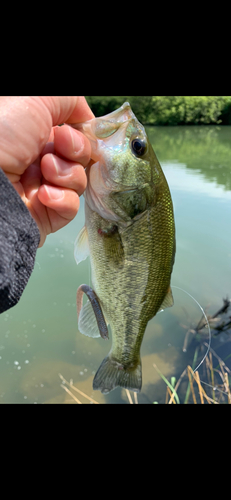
[73,102,175,394]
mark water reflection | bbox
[147,125,231,191]
[0,126,231,403]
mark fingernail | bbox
[68,126,83,154]
[44,185,64,200]
[51,155,72,176]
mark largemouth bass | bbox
[72,102,175,394]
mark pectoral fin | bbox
[74,226,89,264]
[158,287,174,313]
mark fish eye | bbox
[131,138,147,157]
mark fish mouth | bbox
[70,102,139,162]
[92,102,138,140]
[93,102,136,134]
[75,102,135,135]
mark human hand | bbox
[0,96,94,246]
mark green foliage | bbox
[150,96,226,125]
[85,96,231,126]
[219,96,231,124]
[126,96,153,123]
[85,96,153,123]
[85,96,125,117]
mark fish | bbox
[72,102,176,394]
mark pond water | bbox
[0,125,231,404]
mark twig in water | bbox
[125,389,133,404]
[187,366,218,404]
[125,390,139,404]
[224,373,231,404]
[196,297,231,333]
[187,366,197,404]
[61,384,82,404]
[194,371,204,404]
[59,373,99,404]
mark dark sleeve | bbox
[0,168,40,313]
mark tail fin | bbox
[93,355,142,394]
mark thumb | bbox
[0,96,94,176]
[39,96,94,126]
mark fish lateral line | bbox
[76,284,109,340]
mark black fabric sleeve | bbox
[0,168,40,313]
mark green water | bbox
[0,126,231,404]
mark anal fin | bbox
[158,286,174,313]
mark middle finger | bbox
[40,154,87,196]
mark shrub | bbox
[85,96,231,125]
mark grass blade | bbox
[153,364,180,404]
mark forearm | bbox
[0,168,40,313]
